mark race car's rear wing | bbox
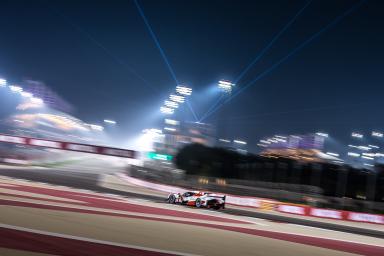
[208,194,226,201]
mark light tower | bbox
[216,80,235,145]
[218,80,235,94]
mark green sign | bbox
[147,152,173,161]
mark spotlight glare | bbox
[103,119,116,124]
[218,80,235,93]
[10,85,23,92]
[169,94,185,103]
[233,139,247,145]
[164,127,176,132]
[0,78,6,87]
[20,91,33,98]
[176,85,192,96]
[165,119,179,125]
[352,132,363,138]
[164,100,179,108]
[31,97,43,104]
[372,131,383,138]
[316,132,329,137]
[160,106,174,114]
[347,152,360,157]
[326,152,339,157]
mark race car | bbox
[167,191,226,210]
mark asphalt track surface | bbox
[0,165,383,239]
[0,158,383,255]
[1,174,384,256]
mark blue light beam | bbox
[200,0,366,122]
[234,0,312,84]
[199,94,224,122]
[134,0,179,85]
[53,8,159,94]
[187,100,199,121]
[134,0,199,121]
[200,0,311,121]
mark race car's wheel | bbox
[195,198,202,208]
[168,195,176,204]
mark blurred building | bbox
[22,80,73,113]
[154,121,215,155]
[262,134,325,150]
[2,79,106,144]
[259,134,342,163]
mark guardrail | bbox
[0,133,136,158]
[276,204,384,225]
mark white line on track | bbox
[0,223,201,256]
[261,225,384,247]
[287,224,344,233]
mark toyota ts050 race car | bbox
[167,191,226,210]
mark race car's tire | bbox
[195,198,202,208]
[168,195,176,204]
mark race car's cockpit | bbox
[182,192,194,197]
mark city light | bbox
[362,152,375,157]
[274,137,287,143]
[169,94,185,103]
[30,97,43,104]
[164,100,179,108]
[219,138,231,143]
[372,131,383,138]
[368,145,379,149]
[160,106,174,114]
[9,85,23,92]
[0,78,6,87]
[233,139,247,145]
[326,152,339,157]
[164,127,176,132]
[351,132,363,138]
[237,149,247,154]
[316,132,329,137]
[348,145,371,150]
[20,91,33,98]
[88,124,104,131]
[165,119,179,125]
[375,153,384,157]
[218,80,235,93]
[103,119,116,124]
[147,152,173,161]
[347,152,360,157]
[176,85,192,96]
[357,146,371,151]
[361,155,374,160]
[143,128,162,134]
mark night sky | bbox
[0,0,383,150]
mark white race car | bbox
[167,191,226,210]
